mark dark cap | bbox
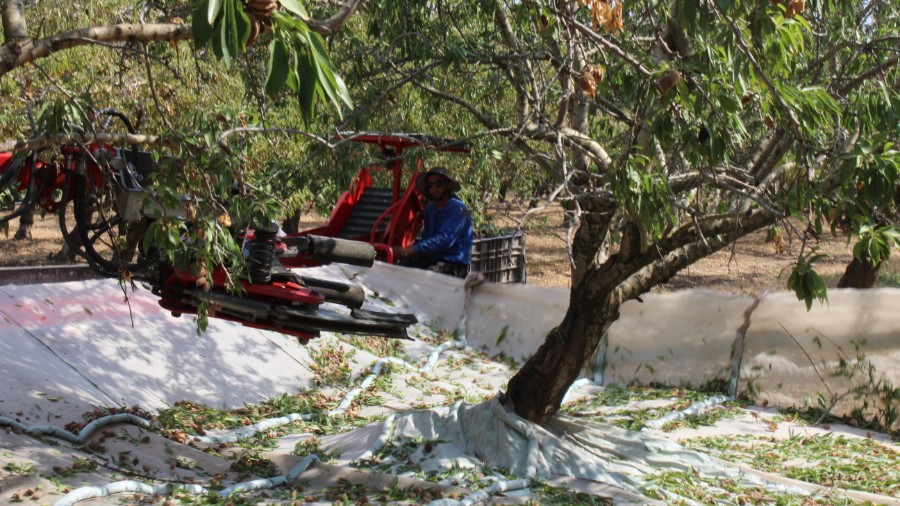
[416,166,461,193]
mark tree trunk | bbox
[504,281,616,426]
[2,0,28,43]
[504,207,780,425]
[52,237,80,262]
[282,211,302,234]
[837,256,881,288]
[13,205,33,240]
[505,194,619,425]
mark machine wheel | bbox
[57,175,89,261]
[69,109,157,278]
[72,167,157,277]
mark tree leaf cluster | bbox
[192,0,351,125]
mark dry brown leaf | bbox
[217,212,232,228]
[773,233,786,254]
[606,2,624,34]
[591,64,606,84]
[580,64,606,97]
[184,202,197,221]
[785,0,806,17]
[580,71,597,97]
[586,0,624,34]
[656,68,682,96]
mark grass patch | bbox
[562,385,744,431]
[641,469,860,505]
[685,433,900,496]
[528,481,613,505]
[293,436,338,463]
[344,334,410,361]
[157,391,334,434]
[874,263,900,287]
[771,404,900,438]
[228,452,280,478]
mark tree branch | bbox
[0,132,172,153]
[521,123,612,169]
[413,80,502,128]
[570,192,617,286]
[306,0,367,36]
[413,76,615,174]
[744,130,785,176]
[488,0,534,123]
[568,18,652,79]
[837,55,900,96]
[606,209,779,306]
[0,23,193,77]
[217,127,334,151]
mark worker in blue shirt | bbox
[395,167,473,278]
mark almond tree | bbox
[350,0,899,424]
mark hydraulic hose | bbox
[299,276,366,309]
[307,235,376,267]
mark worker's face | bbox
[426,175,450,202]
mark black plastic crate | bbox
[471,230,526,283]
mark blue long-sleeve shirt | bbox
[413,196,473,265]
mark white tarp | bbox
[1,264,899,505]
[3,268,898,426]
[460,281,900,415]
[0,279,316,425]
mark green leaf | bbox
[225,0,240,64]
[306,31,353,112]
[496,325,509,345]
[877,80,891,108]
[192,0,215,48]
[331,72,352,109]
[305,34,339,104]
[197,302,210,335]
[234,1,252,50]
[272,10,308,33]
[207,0,223,25]
[285,40,299,92]
[266,38,290,96]
[787,251,829,310]
[142,223,159,256]
[296,41,317,126]
[278,0,308,19]
[210,13,224,59]
[166,225,181,247]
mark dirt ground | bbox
[484,201,898,294]
[1,204,896,295]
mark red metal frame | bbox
[281,132,470,267]
[0,144,114,215]
[0,134,442,342]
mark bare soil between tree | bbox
[1,205,896,294]
[486,201,898,294]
